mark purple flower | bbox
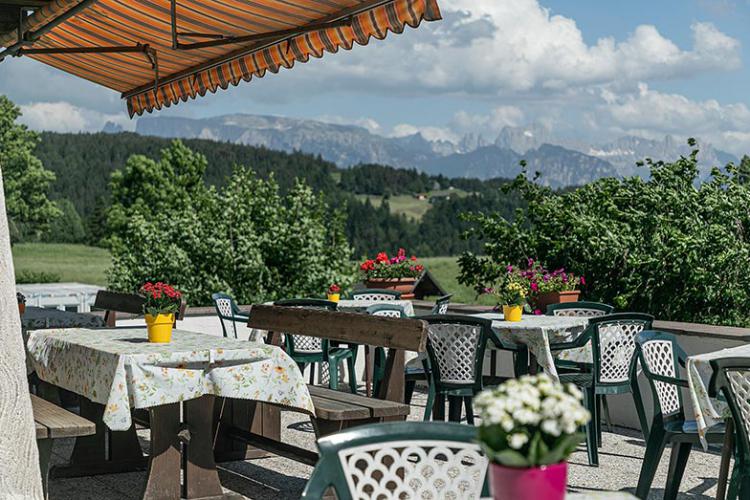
[483,287,494,294]
[580,276,586,286]
[506,265,514,273]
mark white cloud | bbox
[18,101,134,133]
[600,83,750,154]
[390,123,459,143]
[300,0,741,97]
[451,106,524,132]
[316,115,383,134]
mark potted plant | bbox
[474,374,591,500]
[327,284,341,303]
[17,292,26,316]
[522,259,585,313]
[140,282,182,343]
[484,265,528,321]
[359,248,424,299]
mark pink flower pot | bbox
[490,462,567,500]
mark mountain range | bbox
[134,114,739,187]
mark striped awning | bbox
[0,0,441,117]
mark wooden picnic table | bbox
[26,326,314,500]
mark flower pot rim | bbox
[491,460,567,471]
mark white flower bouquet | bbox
[474,374,590,468]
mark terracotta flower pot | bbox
[490,461,567,500]
[365,277,417,299]
[533,290,581,313]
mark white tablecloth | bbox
[473,313,589,380]
[27,327,315,431]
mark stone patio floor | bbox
[48,388,730,499]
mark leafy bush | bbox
[106,141,355,306]
[16,270,61,284]
[459,142,750,327]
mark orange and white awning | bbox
[0,0,441,116]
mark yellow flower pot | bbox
[503,305,523,322]
[145,313,175,343]
[327,293,340,303]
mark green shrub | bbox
[16,270,61,284]
[459,141,750,327]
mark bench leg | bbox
[37,438,53,500]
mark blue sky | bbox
[2,0,750,154]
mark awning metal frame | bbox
[168,0,353,51]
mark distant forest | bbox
[34,132,524,257]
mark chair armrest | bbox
[650,373,690,389]
[549,328,592,353]
[232,314,250,322]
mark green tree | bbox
[459,142,750,327]
[48,198,86,243]
[0,95,59,242]
[107,141,354,305]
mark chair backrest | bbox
[636,330,686,420]
[94,290,186,327]
[366,303,408,319]
[709,357,750,470]
[547,301,614,317]
[351,289,402,301]
[590,312,653,387]
[301,421,489,500]
[431,294,453,315]
[212,292,242,338]
[275,298,337,356]
[421,314,491,393]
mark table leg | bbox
[377,348,405,404]
[184,396,223,500]
[717,417,734,500]
[142,403,181,500]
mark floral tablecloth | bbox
[472,313,589,381]
[685,345,750,448]
[27,327,315,431]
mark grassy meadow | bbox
[356,188,469,221]
[12,243,110,286]
[10,244,491,305]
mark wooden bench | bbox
[94,290,187,327]
[308,385,410,436]
[216,305,427,465]
[32,394,95,498]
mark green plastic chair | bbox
[548,301,616,434]
[365,303,409,397]
[350,289,402,301]
[555,312,654,466]
[635,331,726,499]
[431,293,453,315]
[709,357,750,500]
[420,314,495,424]
[211,292,249,339]
[274,298,357,393]
[547,301,614,317]
[301,421,490,499]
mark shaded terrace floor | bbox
[47,386,729,500]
